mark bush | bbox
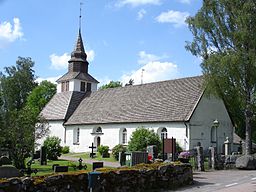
[98,145,109,156]
[43,136,62,160]
[128,127,161,152]
[112,144,126,160]
[61,146,70,154]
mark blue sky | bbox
[0,0,202,86]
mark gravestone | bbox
[40,146,47,165]
[92,162,103,171]
[208,147,216,169]
[0,156,12,166]
[0,166,23,178]
[131,152,148,166]
[33,150,40,159]
[195,146,204,171]
[54,165,68,173]
[89,143,96,158]
[52,164,59,171]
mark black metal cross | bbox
[89,142,96,158]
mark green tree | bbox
[186,0,256,154]
[26,80,56,115]
[128,127,161,152]
[43,136,62,160]
[99,81,122,90]
[0,57,48,168]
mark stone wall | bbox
[0,163,193,192]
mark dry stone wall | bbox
[0,163,193,192]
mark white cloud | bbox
[49,49,95,70]
[86,49,95,62]
[36,76,61,84]
[137,9,147,20]
[116,0,161,7]
[121,61,178,85]
[156,10,189,27]
[138,51,167,65]
[0,17,24,47]
[50,53,70,70]
[121,51,178,85]
[177,0,191,4]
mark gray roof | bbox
[57,72,99,83]
[41,91,85,120]
[65,76,204,125]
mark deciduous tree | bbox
[186,0,256,154]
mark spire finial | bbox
[79,2,83,31]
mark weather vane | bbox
[79,2,83,31]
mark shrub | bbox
[128,127,161,152]
[43,136,62,160]
[61,146,70,154]
[98,145,109,156]
[112,144,126,160]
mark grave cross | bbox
[89,143,96,158]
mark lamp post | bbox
[213,119,220,154]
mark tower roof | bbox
[69,29,87,63]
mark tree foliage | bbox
[43,136,62,160]
[99,81,122,90]
[186,0,256,154]
[128,127,161,152]
[26,80,56,115]
[0,57,49,168]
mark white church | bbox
[41,30,235,153]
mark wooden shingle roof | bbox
[65,76,204,125]
[41,91,85,121]
[56,72,99,83]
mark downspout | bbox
[183,121,190,150]
[63,122,66,144]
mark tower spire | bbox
[79,2,83,32]
[68,2,88,73]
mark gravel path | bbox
[59,155,120,168]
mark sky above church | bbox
[0,0,203,86]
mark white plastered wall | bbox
[65,122,187,153]
[189,94,234,153]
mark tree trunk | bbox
[244,93,253,155]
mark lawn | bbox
[29,159,92,176]
[61,152,117,162]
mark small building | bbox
[41,30,234,153]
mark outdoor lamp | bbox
[213,119,220,128]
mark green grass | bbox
[29,159,92,176]
[62,152,117,162]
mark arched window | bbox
[122,128,127,144]
[211,126,217,142]
[73,127,80,144]
[161,127,167,139]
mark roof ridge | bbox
[96,75,203,93]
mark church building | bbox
[41,30,234,153]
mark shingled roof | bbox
[65,76,204,125]
[41,91,85,121]
[56,72,99,83]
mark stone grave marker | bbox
[0,156,12,166]
[131,152,148,166]
[0,156,23,178]
[40,146,47,165]
[54,165,68,173]
[92,162,103,171]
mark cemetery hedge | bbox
[0,162,193,192]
